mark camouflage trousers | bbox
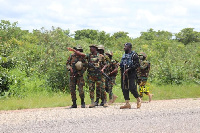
[88,75,105,100]
[137,77,149,97]
[96,77,107,101]
[105,76,116,100]
[69,75,85,101]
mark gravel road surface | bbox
[1,98,200,133]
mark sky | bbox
[1,0,200,38]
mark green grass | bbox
[0,84,200,110]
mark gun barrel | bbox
[88,62,110,80]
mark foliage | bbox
[140,28,172,41]
[0,20,200,98]
[175,28,200,45]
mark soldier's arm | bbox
[66,55,73,73]
[109,61,119,76]
[102,58,110,72]
[124,53,139,74]
[67,47,86,57]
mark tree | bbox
[175,28,200,45]
[112,31,129,39]
[140,28,172,41]
[74,29,110,44]
[74,29,98,40]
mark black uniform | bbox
[120,51,140,100]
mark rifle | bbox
[122,64,126,90]
[71,63,78,79]
[88,62,111,81]
[122,64,131,90]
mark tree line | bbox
[0,20,200,97]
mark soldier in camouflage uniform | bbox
[67,44,108,108]
[94,45,109,106]
[66,46,86,108]
[105,51,119,104]
[137,52,153,102]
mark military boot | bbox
[112,94,118,103]
[70,100,77,108]
[137,97,142,109]
[81,98,85,108]
[103,100,108,107]
[89,99,95,108]
[148,94,153,102]
[108,99,113,105]
[94,98,99,106]
[120,100,131,109]
[99,101,104,106]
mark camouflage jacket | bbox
[86,52,106,76]
[107,59,119,77]
[66,53,87,76]
[137,59,150,78]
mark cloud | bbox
[0,0,200,38]
[165,5,188,16]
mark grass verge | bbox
[0,83,199,110]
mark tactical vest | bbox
[87,53,103,75]
[137,60,150,78]
[68,54,86,76]
[120,51,136,69]
[108,59,118,77]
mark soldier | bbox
[119,43,141,109]
[67,44,108,108]
[66,46,87,108]
[94,45,109,106]
[137,52,153,102]
[105,50,118,104]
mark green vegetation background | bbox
[0,20,200,110]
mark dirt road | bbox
[1,98,200,133]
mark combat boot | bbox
[70,100,77,108]
[112,94,118,103]
[137,97,142,109]
[81,102,85,108]
[103,99,108,107]
[81,98,85,108]
[94,98,99,106]
[89,99,95,108]
[108,99,113,105]
[120,100,131,109]
[148,94,153,102]
[99,101,104,106]
[108,94,117,104]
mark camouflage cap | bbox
[98,45,104,50]
[105,50,113,56]
[76,45,83,50]
[89,44,98,48]
[139,52,147,58]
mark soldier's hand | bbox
[70,67,73,73]
[67,47,75,52]
[123,69,129,75]
[123,75,125,81]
